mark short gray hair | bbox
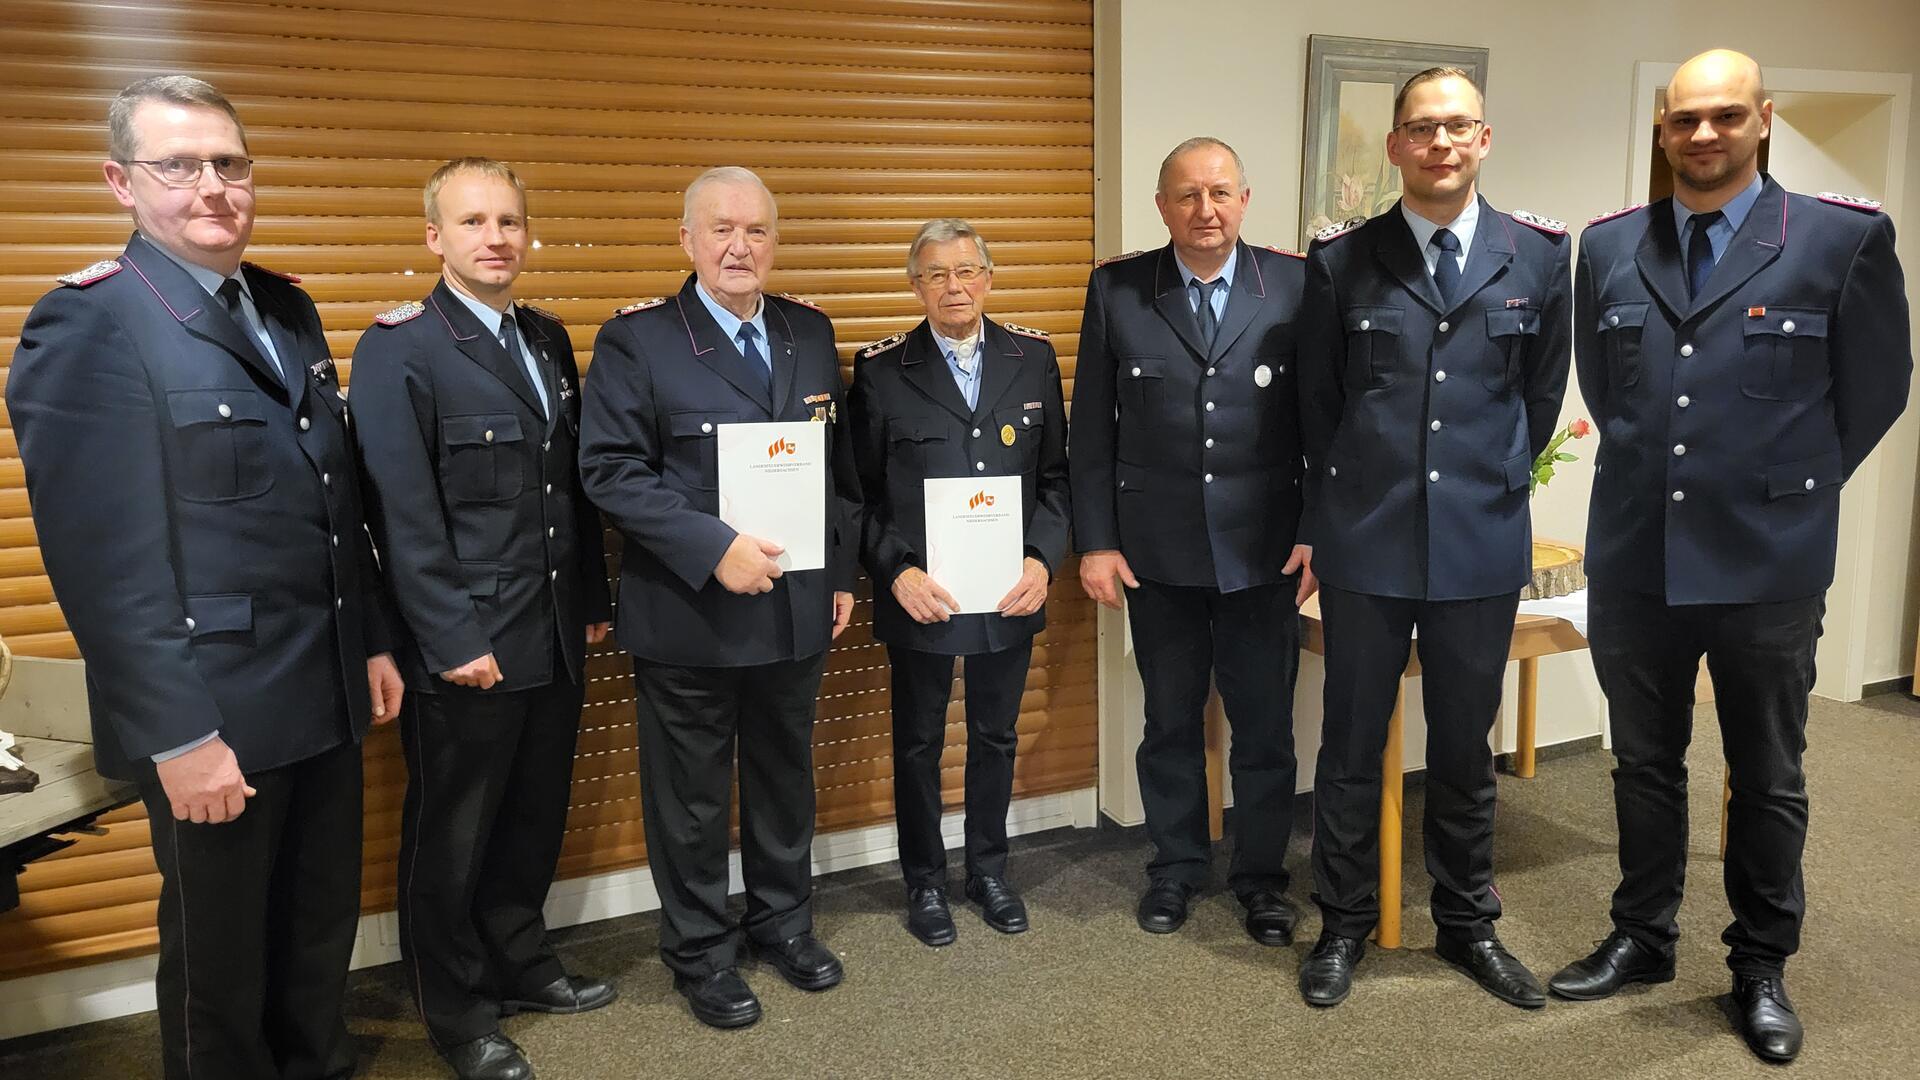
[681,166,778,229]
[108,75,247,163]
[1156,136,1247,195]
[906,218,993,279]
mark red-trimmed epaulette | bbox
[856,331,907,360]
[774,291,825,314]
[614,297,666,316]
[1816,191,1883,213]
[56,260,123,287]
[243,261,301,283]
[1095,249,1147,267]
[373,300,425,326]
[1587,204,1645,226]
[1264,245,1308,259]
[1003,322,1050,340]
[1313,217,1366,244]
[1511,210,1567,235]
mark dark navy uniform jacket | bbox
[1575,177,1911,604]
[579,275,862,667]
[349,280,611,693]
[847,317,1071,654]
[1068,241,1308,593]
[8,232,395,781]
[1300,198,1572,600]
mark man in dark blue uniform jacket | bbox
[1068,137,1311,945]
[7,77,401,1080]
[579,167,862,1030]
[1547,51,1910,1065]
[350,159,614,1080]
[1295,68,1570,1010]
[847,218,1070,947]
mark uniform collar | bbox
[693,278,766,346]
[143,231,251,301]
[1673,172,1765,238]
[443,279,514,336]
[1171,248,1236,290]
[1399,196,1480,260]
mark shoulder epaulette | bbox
[1587,204,1645,226]
[373,300,425,326]
[856,331,907,360]
[1003,322,1050,340]
[1313,217,1367,244]
[1095,250,1146,268]
[242,261,301,283]
[56,260,123,287]
[1264,244,1308,259]
[614,297,666,316]
[1816,191,1883,213]
[517,302,563,324]
[1511,210,1567,235]
[774,291,825,314]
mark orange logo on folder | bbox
[768,437,796,459]
[968,491,996,509]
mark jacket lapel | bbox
[121,233,289,402]
[899,321,975,423]
[764,302,800,419]
[1210,243,1265,360]
[673,276,773,416]
[246,272,310,413]
[1448,197,1514,313]
[1151,246,1211,362]
[428,282,545,417]
[519,304,571,433]
[1634,198,1693,322]
[972,319,1025,419]
[1689,179,1786,318]
[1373,208,1447,317]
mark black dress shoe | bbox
[672,969,761,1029]
[906,886,957,947]
[439,1033,532,1080]
[1548,930,1677,1001]
[1136,880,1194,934]
[1731,975,1803,1063]
[756,933,844,991]
[965,876,1029,934]
[1435,935,1546,1009]
[1240,890,1297,947]
[501,974,617,1016]
[1299,931,1366,1007]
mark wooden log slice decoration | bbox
[1521,539,1586,600]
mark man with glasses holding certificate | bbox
[579,167,862,1030]
[846,219,1070,948]
[1296,67,1570,1008]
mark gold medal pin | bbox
[1000,424,1016,446]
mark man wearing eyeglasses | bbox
[846,219,1070,947]
[1069,137,1311,946]
[1295,66,1570,1008]
[1548,50,1909,1064]
[349,158,614,1080]
[8,76,402,1078]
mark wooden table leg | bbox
[1515,656,1538,779]
[1376,683,1406,950]
[1205,688,1226,843]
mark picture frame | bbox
[1299,35,1491,246]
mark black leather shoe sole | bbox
[1136,890,1190,934]
[757,947,845,992]
[673,979,761,1030]
[1300,973,1352,1008]
[500,984,617,1016]
[1244,915,1294,947]
[980,909,1029,934]
[1548,963,1676,1001]
[907,917,957,947]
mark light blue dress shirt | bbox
[1401,198,1479,275]
[148,238,285,381]
[447,286,549,417]
[1673,172,1765,263]
[935,323,985,410]
[694,280,770,377]
[1172,250,1236,324]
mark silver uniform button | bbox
[1438,321,1450,333]
[484,429,494,442]
[550,569,558,580]
[1360,319,1371,331]
[322,472,331,487]
[1023,416,1031,426]
[1783,320,1796,334]
[1205,438,1215,449]
[1672,490,1685,502]
[185,617,196,631]
[1277,364,1285,374]
[545,483,553,494]
[1204,473,1214,483]
[1677,395,1691,408]
[1205,401,1216,412]
[299,416,311,431]
[701,422,712,434]
[1609,314,1620,327]
[1431,419,1442,431]
[975,462,985,471]
[335,597,343,610]
[1131,366,1142,377]
[1328,466,1338,477]
[1206,367,1216,377]
[1674,444,1686,456]
[217,403,232,419]
[543,441,550,451]
[1680,344,1694,357]
[1804,477,1816,490]
[331,533,338,546]
[1428,470,1439,482]
[1118,479,1126,489]
[1434,370,1447,382]
[972,428,981,438]
[548,527,555,538]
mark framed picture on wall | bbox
[1300,35,1491,246]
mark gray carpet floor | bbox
[6,691,1917,1079]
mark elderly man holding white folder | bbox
[846,218,1072,947]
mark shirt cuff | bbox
[152,731,219,764]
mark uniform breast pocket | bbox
[1597,301,1650,389]
[166,389,274,503]
[1741,308,1830,401]
[992,407,1040,469]
[1482,306,1541,391]
[1344,305,1403,389]
[1118,355,1168,423]
[667,410,734,491]
[887,417,951,474]
[442,413,524,503]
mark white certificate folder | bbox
[716,420,826,572]
[923,475,1023,614]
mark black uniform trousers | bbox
[1588,586,1822,978]
[140,738,363,1080]
[1311,584,1519,942]
[397,667,584,1047]
[1124,576,1300,896]
[887,642,1032,889]
[630,652,828,979]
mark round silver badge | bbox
[1254,364,1273,388]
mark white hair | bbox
[906,218,994,278]
[681,166,778,229]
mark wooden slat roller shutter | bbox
[0,0,1096,977]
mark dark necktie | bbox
[499,313,548,419]
[216,278,283,385]
[1431,228,1463,307]
[1190,277,1222,345]
[1687,210,1725,299]
[737,322,771,392]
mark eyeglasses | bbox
[1393,118,1484,146]
[915,265,987,288]
[122,156,254,185]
